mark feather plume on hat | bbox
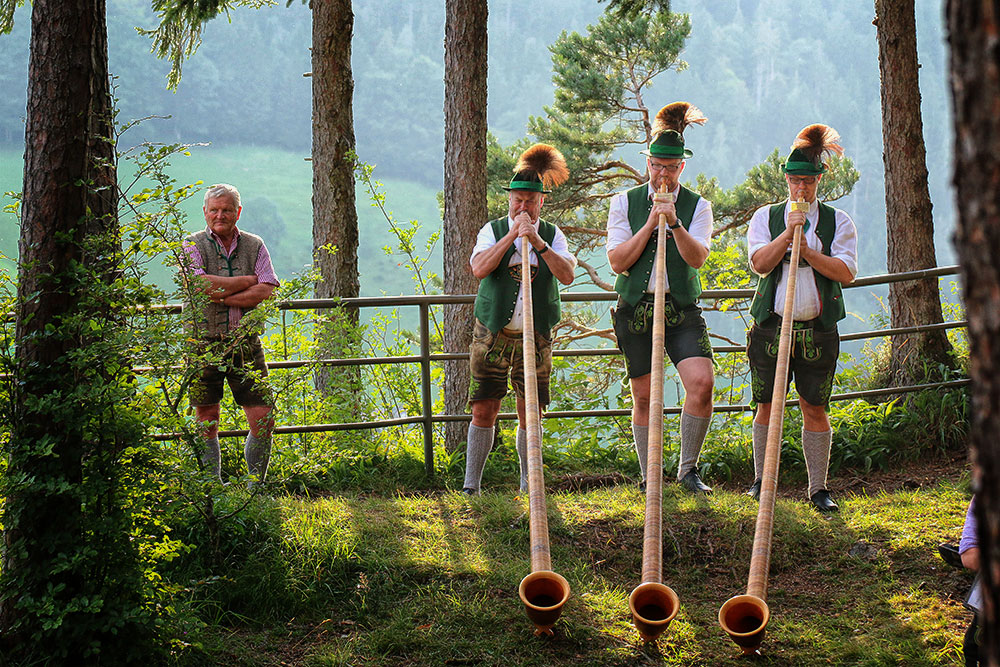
[791,124,844,170]
[514,143,569,189]
[651,101,707,137]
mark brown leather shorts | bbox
[188,334,273,407]
[468,318,552,405]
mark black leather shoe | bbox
[461,487,479,496]
[680,469,712,494]
[746,478,761,501]
[638,479,646,492]
[810,489,839,513]
[938,543,963,568]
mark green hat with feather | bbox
[503,143,569,193]
[782,124,844,175]
[641,101,707,159]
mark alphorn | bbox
[718,199,809,653]
[627,184,681,642]
[516,235,571,636]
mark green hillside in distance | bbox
[0,145,444,299]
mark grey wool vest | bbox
[185,229,265,338]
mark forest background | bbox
[0,0,955,312]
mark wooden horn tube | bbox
[719,201,808,653]
[517,241,570,635]
[628,186,680,642]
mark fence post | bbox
[420,301,434,476]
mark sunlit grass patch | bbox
[889,585,968,664]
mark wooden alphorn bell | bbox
[516,237,571,636]
[718,199,809,654]
[627,184,681,642]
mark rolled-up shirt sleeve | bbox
[688,197,713,250]
[746,205,773,275]
[831,210,859,280]
[255,244,280,287]
[470,221,499,264]
[549,225,577,270]
[605,191,633,254]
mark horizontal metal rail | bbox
[155,378,970,440]
[147,265,962,314]
[149,266,969,455]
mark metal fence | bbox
[154,265,969,474]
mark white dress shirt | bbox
[746,199,858,321]
[606,182,713,292]
[470,217,577,331]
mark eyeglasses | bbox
[648,162,682,174]
[788,176,819,186]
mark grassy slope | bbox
[198,465,972,667]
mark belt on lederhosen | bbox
[630,290,684,330]
[762,315,830,360]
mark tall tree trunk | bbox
[947,2,1000,664]
[876,0,953,387]
[443,0,488,452]
[1,0,115,640]
[312,0,360,396]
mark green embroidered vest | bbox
[613,184,703,307]
[473,218,561,334]
[749,201,846,329]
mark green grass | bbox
[169,466,974,666]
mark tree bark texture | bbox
[947,1,1000,664]
[443,0,488,452]
[876,0,953,387]
[312,0,359,301]
[1,0,113,636]
[312,0,360,395]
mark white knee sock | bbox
[244,432,271,483]
[632,423,649,482]
[678,412,710,480]
[802,428,833,497]
[463,423,494,492]
[752,421,769,481]
[202,436,222,480]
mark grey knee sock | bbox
[632,423,649,482]
[802,428,833,497]
[463,423,494,492]
[244,432,271,483]
[516,428,529,492]
[752,421,769,481]
[678,412,711,480]
[202,436,222,480]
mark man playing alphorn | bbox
[606,102,715,494]
[462,144,577,495]
[745,124,858,512]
